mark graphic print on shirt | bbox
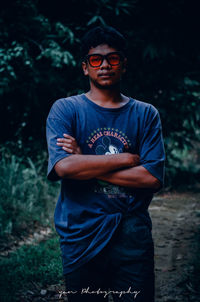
[86,127,133,198]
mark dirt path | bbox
[150,192,200,302]
[18,193,200,301]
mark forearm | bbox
[54,153,138,180]
[97,165,161,190]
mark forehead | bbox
[87,44,119,55]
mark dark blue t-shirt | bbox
[46,93,165,274]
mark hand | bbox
[128,153,140,167]
[109,152,140,168]
[57,134,82,154]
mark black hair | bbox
[80,26,127,59]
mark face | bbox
[82,44,127,89]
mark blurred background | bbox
[0,1,200,301]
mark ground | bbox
[4,192,200,301]
[151,192,200,302]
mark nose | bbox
[100,57,111,68]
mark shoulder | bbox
[47,94,84,119]
[130,98,161,129]
[131,98,158,115]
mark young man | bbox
[46,26,165,302]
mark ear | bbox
[82,61,89,76]
[122,57,127,74]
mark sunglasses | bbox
[85,52,124,68]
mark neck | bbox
[87,83,122,104]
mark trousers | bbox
[64,214,155,302]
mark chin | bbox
[94,79,120,89]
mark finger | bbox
[57,142,73,148]
[62,146,73,153]
[63,133,75,141]
[57,138,73,143]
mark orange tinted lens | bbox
[89,55,102,67]
[108,54,121,65]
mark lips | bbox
[98,73,114,77]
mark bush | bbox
[0,151,59,240]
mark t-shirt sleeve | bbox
[46,99,75,181]
[139,105,165,187]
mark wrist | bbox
[116,153,140,168]
[120,153,135,167]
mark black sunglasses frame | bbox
[84,52,125,67]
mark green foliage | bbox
[161,75,200,186]
[36,40,76,68]
[0,236,62,302]
[0,41,31,94]
[0,151,59,239]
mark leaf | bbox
[87,16,106,26]
[184,77,200,86]
[87,16,98,26]
[143,44,158,60]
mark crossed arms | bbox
[54,134,161,190]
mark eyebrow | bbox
[87,52,121,56]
